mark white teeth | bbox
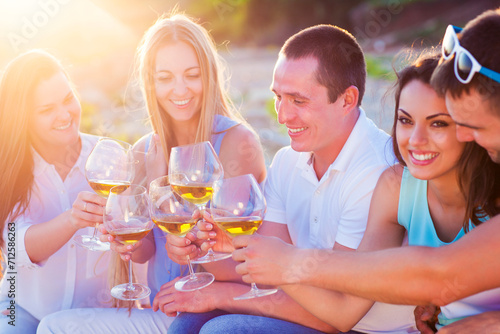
[411,152,438,161]
[172,99,191,106]
[289,127,307,133]
[54,121,71,130]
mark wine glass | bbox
[149,176,215,291]
[104,184,153,300]
[211,174,278,300]
[74,138,135,251]
[169,141,231,263]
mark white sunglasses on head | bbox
[442,25,500,84]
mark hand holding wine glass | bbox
[169,141,231,263]
[74,138,135,251]
[104,184,153,301]
[149,176,215,291]
[211,174,278,300]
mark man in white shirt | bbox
[163,24,417,334]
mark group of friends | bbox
[0,6,499,334]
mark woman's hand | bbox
[165,231,200,265]
[99,225,143,261]
[197,211,235,254]
[69,191,107,230]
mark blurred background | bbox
[0,0,498,164]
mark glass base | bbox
[233,286,278,300]
[73,235,110,252]
[111,283,151,301]
[191,251,232,264]
[175,272,215,292]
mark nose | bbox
[408,124,428,147]
[276,99,293,125]
[173,78,188,95]
[455,125,474,142]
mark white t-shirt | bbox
[264,110,418,334]
[0,133,112,321]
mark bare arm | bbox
[24,191,106,263]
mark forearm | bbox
[296,244,488,306]
[24,210,78,263]
[202,258,243,282]
[281,284,373,332]
[214,283,338,333]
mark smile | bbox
[54,120,71,130]
[410,151,439,161]
[288,127,307,133]
[171,98,191,106]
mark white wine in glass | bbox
[74,138,135,251]
[105,184,153,301]
[149,176,215,291]
[169,141,231,263]
[211,174,278,300]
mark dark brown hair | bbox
[431,8,500,116]
[280,24,366,106]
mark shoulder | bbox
[376,164,404,192]
[133,132,154,153]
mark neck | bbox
[33,137,82,180]
[427,170,466,209]
[173,115,201,146]
[313,108,360,180]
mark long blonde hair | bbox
[0,50,69,261]
[136,12,241,163]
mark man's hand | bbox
[414,304,439,334]
[232,234,301,286]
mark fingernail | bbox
[209,232,216,238]
[206,223,212,229]
[127,245,133,250]
[108,236,113,242]
[185,239,191,245]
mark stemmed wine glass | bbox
[211,174,278,300]
[149,176,215,291]
[74,138,135,251]
[104,184,153,300]
[169,141,231,263]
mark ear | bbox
[342,85,359,114]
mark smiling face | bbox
[154,41,203,124]
[396,80,465,180]
[29,71,81,155]
[271,55,352,160]
[445,89,500,164]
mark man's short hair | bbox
[431,8,500,115]
[281,24,366,106]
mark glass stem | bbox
[186,255,197,280]
[250,283,258,292]
[91,226,99,240]
[127,255,134,290]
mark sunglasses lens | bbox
[443,28,455,57]
[457,52,473,81]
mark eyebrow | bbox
[454,121,481,130]
[155,66,200,73]
[398,109,452,120]
[271,88,310,100]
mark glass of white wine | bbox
[149,176,215,291]
[211,174,278,300]
[104,184,153,300]
[169,141,231,263]
[74,138,135,251]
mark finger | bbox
[79,191,107,207]
[232,235,251,249]
[197,220,214,232]
[234,261,248,276]
[232,248,245,262]
[166,234,192,247]
[197,228,216,241]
